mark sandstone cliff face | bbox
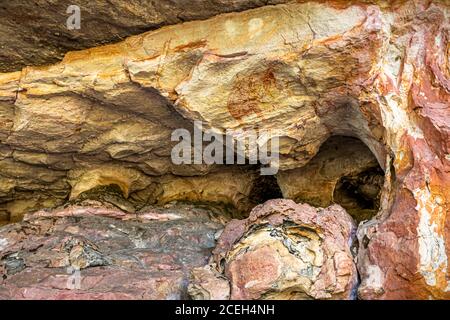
[0,0,449,299]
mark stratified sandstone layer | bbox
[0,0,449,299]
[189,199,358,300]
[0,0,389,222]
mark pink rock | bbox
[0,204,223,300]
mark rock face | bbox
[0,0,449,299]
[188,265,232,300]
[0,203,223,299]
[0,0,389,223]
[189,199,358,300]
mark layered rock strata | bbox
[0,0,288,73]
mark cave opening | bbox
[0,134,385,225]
[277,135,385,223]
[333,166,384,222]
[249,175,284,205]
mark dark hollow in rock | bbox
[333,167,384,222]
[73,184,137,213]
[277,136,385,223]
[248,175,283,208]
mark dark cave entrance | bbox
[249,175,283,205]
[333,166,384,222]
[276,135,385,223]
[0,135,385,225]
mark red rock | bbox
[0,0,449,300]
[357,1,450,299]
[188,265,230,300]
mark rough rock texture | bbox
[189,199,358,300]
[0,0,449,299]
[0,0,389,223]
[0,203,223,299]
[188,265,231,300]
[0,0,288,72]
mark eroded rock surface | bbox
[0,0,388,223]
[0,203,223,299]
[0,0,449,299]
[189,199,358,300]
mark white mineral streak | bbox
[373,11,448,293]
[0,238,8,251]
[365,264,384,290]
[414,187,447,287]
[374,15,424,156]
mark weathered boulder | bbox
[189,199,358,300]
[188,265,231,300]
